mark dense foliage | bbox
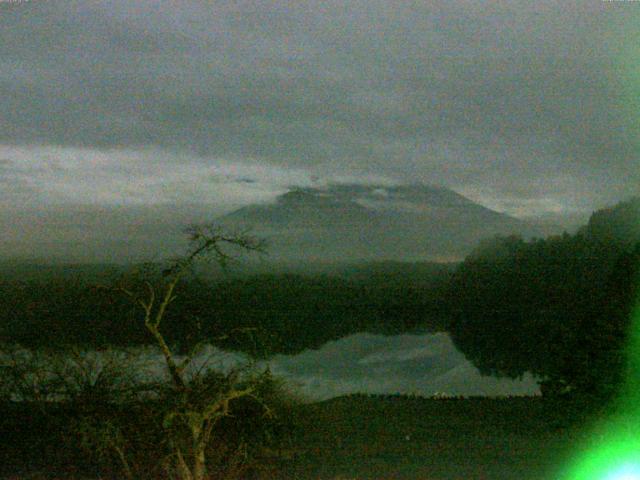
[445,198,640,398]
[0,264,451,357]
[0,362,298,480]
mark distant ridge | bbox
[218,183,545,262]
[580,196,640,247]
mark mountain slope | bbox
[218,184,544,262]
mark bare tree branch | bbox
[105,223,271,480]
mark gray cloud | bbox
[0,145,314,262]
[0,0,638,223]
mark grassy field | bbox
[278,395,594,480]
[1,395,599,480]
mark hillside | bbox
[218,183,545,262]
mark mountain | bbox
[217,183,546,262]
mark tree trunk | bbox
[193,441,207,480]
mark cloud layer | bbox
[1,0,638,225]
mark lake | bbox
[1,332,539,402]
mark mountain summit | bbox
[218,184,543,262]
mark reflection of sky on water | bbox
[2,333,539,402]
[268,333,539,400]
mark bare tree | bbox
[113,224,273,480]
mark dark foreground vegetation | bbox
[285,394,599,480]
[0,394,599,480]
[0,262,452,356]
[0,379,296,480]
[1,198,639,478]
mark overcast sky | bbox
[1,0,639,260]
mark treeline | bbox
[2,198,639,400]
[0,265,452,357]
[445,197,640,399]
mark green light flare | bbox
[603,462,640,480]
[560,420,640,480]
[561,291,640,479]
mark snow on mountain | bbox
[218,183,545,262]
